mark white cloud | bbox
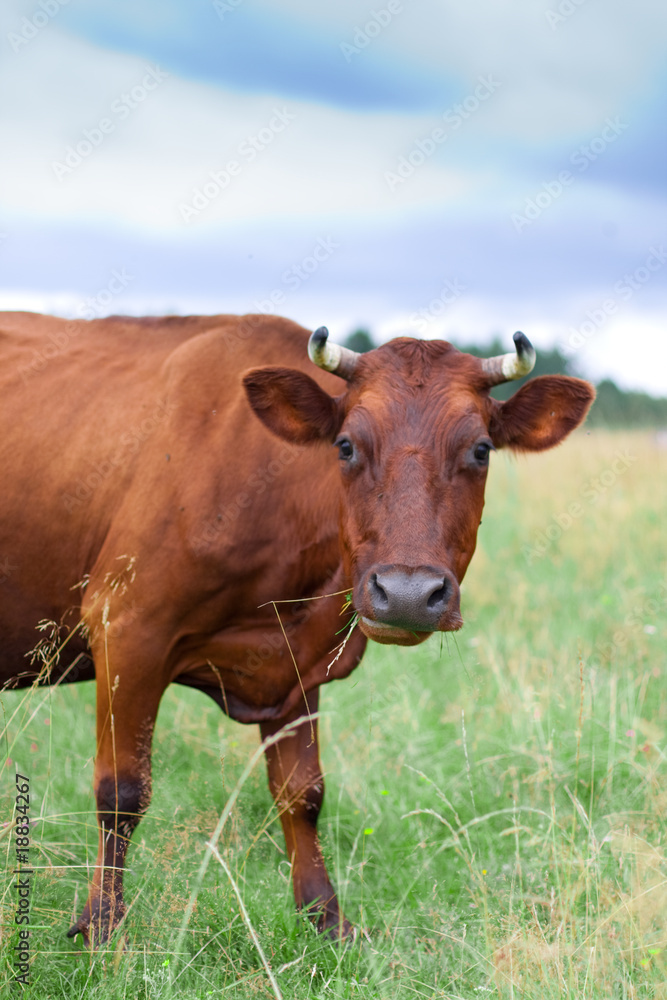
[262,0,667,138]
[0,27,478,232]
[4,0,665,235]
[565,313,667,395]
[1,2,666,395]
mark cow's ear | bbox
[489,375,595,452]
[243,367,343,444]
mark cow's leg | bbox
[260,689,351,937]
[67,661,164,947]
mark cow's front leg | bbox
[67,655,165,947]
[260,689,352,938]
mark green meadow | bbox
[2,429,665,998]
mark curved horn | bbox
[480,331,536,385]
[308,326,360,380]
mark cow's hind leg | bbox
[67,661,164,947]
[260,689,352,938]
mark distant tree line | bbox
[343,329,667,429]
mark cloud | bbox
[0,26,477,231]
[10,0,667,133]
[31,0,455,111]
[1,0,665,392]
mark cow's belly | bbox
[169,611,365,723]
[0,633,94,689]
[0,593,91,688]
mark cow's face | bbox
[244,336,594,647]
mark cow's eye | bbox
[336,437,354,461]
[473,440,494,465]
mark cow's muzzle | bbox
[357,565,462,645]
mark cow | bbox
[0,311,594,946]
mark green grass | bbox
[2,429,666,998]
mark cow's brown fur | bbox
[0,311,594,944]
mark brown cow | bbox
[0,312,594,945]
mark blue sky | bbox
[1,0,666,392]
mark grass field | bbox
[2,429,666,999]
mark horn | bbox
[480,331,536,385]
[308,326,360,380]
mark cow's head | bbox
[243,329,594,646]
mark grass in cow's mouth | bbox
[335,613,358,637]
[1,430,665,999]
[328,613,360,676]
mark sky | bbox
[1,0,666,393]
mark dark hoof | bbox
[67,920,92,948]
[67,900,125,948]
[324,919,354,944]
[316,908,354,942]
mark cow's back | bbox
[0,312,336,678]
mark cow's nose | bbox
[365,566,458,631]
